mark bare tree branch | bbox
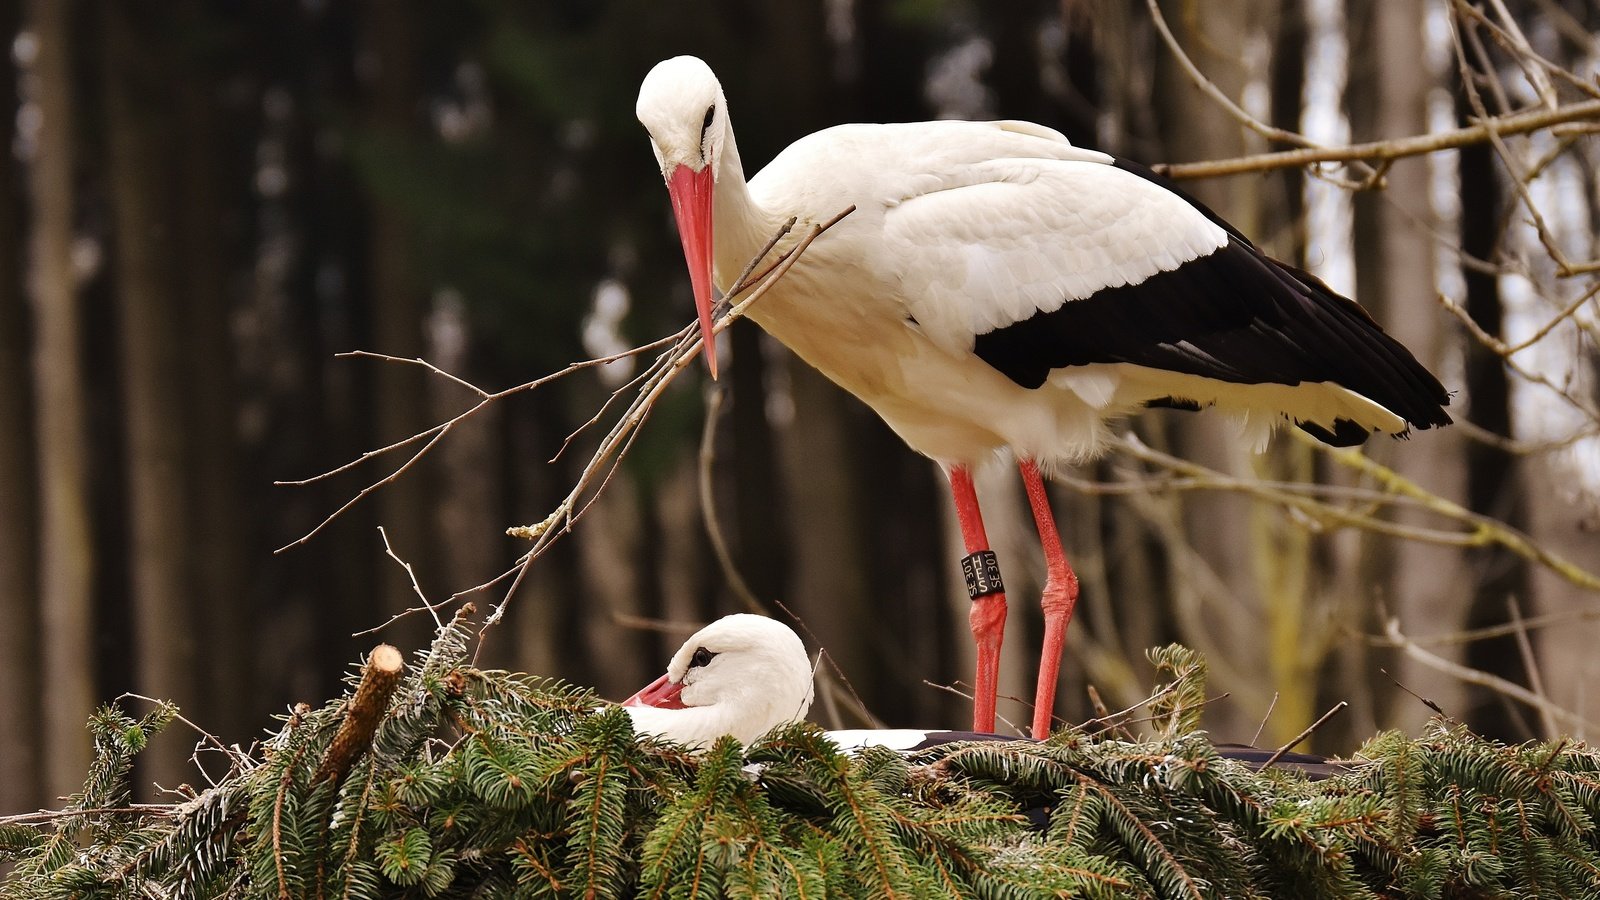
[1155,99,1600,180]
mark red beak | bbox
[666,164,718,379]
[622,673,687,710]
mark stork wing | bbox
[880,152,1451,433]
[882,155,1230,349]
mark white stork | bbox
[634,56,1451,741]
[623,614,1347,781]
[622,613,815,749]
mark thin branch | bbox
[1251,693,1279,749]
[1261,702,1347,769]
[697,386,766,615]
[1143,0,1318,150]
[1507,595,1557,739]
[1367,605,1600,647]
[1155,98,1600,180]
[1379,618,1599,734]
[312,644,405,786]
[353,527,452,636]
[482,207,855,631]
[274,339,674,551]
[1379,667,1449,718]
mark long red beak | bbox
[622,673,687,709]
[666,165,718,379]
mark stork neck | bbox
[624,701,747,750]
[712,128,778,289]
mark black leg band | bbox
[961,550,1004,600]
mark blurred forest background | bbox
[2,0,1599,812]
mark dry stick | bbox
[920,680,1028,737]
[1251,692,1280,749]
[1479,0,1557,107]
[1455,16,1600,280]
[312,645,406,786]
[1504,279,1600,356]
[1261,701,1348,770]
[1526,0,1600,55]
[697,386,766,616]
[1437,291,1600,423]
[1310,437,1600,593]
[1155,98,1600,180]
[273,337,682,553]
[1078,681,1181,736]
[1083,684,1139,742]
[608,611,706,636]
[813,653,844,730]
[117,692,243,773]
[1143,0,1318,150]
[1376,605,1600,647]
[272,743,304,900]
[1378,667,1448,718]
[1109,431,1600,594]
[0,804,181,825]
[354,526,448,637]
[1380,618,1600,733]
[1452,414,1600,457]
[1507,595,1559,739]
[482,207,854,630]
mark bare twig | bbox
[481,207,854,632]
[1261,702,1348,769]
[1082,434,1600,594]
[697,386,766,615]
[1369,605,1600,647]
[1507,595,1558,738]
[1143,0,1318,150]
[273,338,679,552]
[352,526,450,636]
[1251,692,1279,749]
[1379,618,1599,733]
[1379,667,1449,718]
[1155,98,1600,180]
[921,680,1026,737]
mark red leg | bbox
[1019,459,1079,740]
[948,465,1006,734]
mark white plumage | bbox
[635,55,1450,740]
[622,614,814,750]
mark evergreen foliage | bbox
[5,615,1600,898]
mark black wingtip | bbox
[1296,417,1373,447]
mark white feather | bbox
[623,614,814,751]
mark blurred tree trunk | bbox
[175,2,249,744]
[26,0,96,801]
[103,0,201,792]
[1458,137,1531,740]
[1342,0,1466,740]
[0,0,44,815]
[364,0,435,649]
[1153,0,1287,742]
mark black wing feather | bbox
[971,236,1452,443]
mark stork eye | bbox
[700,104,716,137]
[689,647,716,669]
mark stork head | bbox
[622,613,814,750]
[637,55,728,378]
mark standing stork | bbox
[635,56,1451,740]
